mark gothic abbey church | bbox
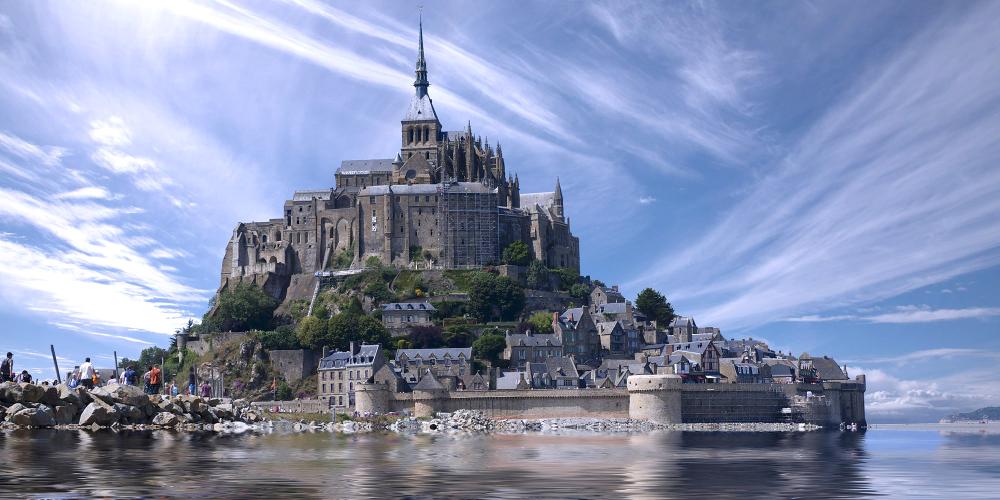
[220,21,579,299]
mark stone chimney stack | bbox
[350,341,356,355]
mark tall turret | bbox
[553,177,565,222]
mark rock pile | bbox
[0,381,258,430]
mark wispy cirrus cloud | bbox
[631,2,1000,329]
[845,348,1000,366]
[786,306,1000,324]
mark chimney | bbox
[322,346,328,358]
[350,341,356,354]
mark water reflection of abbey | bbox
[220,19,578,296]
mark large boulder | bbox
[53,404,77,425]
[0,382,23,404]
[57,384,90,407]
[78,402,121,426]
[114,403,145,424]
[152,412,179,426]
[158,400,182,415]
[41,385,61,406]
[19,384,45,403]
[11,405,55,427]
[4,402,27,420]
[91,385,149,408]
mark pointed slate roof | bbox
[413,370,446,391]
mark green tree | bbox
[443,325,475,348]
[527,311,554,334]
[550,267,579,291]
[501,241,531,266]
[295,316,327,350]
[472,332,506,366]
[468,272,526,322]
[569,283,590,304]
[323,313,391,351]
[408,325,445,348]
[205,283,278,332]
[131,346,169,370]
[275,381,294,401]
[258,325,301,351]
[364,280,395,304]
[525,260,549,290]
[635,288,675,325]
[394,338,414,350]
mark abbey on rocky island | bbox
[220,20,579,297]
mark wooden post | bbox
[113,350,119,382]
[50,345,62,384]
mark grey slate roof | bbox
[811,356,848,380]
[318,344,380,370]
[506,332,562,347]
[337,159,394,174]
[520,192,555,214]
[544,356,579,379]
[595,302,627,315]
[381,302,436,312]
[395,347,472,361]
[670,316,696,328]
[412,370,446,391]
[292,190,332,201]
[496,371,528,390]
[403,94,439,121]
[359,182,495,196]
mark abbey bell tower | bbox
[396,14,440,184]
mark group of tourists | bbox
[1,352,35,384]
[3,351,213,398]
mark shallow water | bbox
[2,426,999,498]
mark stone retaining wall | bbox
[357,375,867,426]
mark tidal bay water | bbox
[2,426,999,498]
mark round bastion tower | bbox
[627,374,683,425]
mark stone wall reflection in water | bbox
[1,429,999,498]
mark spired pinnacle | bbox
[414,12,430,98]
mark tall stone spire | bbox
[414,13,429,98]
[553,177,564,222]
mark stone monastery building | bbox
[221,20,578,294]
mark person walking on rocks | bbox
[124,365,137,386]
[0,352,12,383]
[200,380,211,398]
[187,368,196,396]
[149,364,162,394]
[16,370,32,383]
[79,357,95,390]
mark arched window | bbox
[423,126,429,142]
[408,128,414,144]
[261,234,268,243]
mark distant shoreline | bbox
[868,422,1000,433]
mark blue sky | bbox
[0,1,997,422]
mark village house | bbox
[503,330,564,370]
[394,347,472,385]
[524,357,580,389]
[317,343,385,409]
[719,357,764,383]
[381,301,436,335]
[553,308,602,364]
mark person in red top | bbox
[148,365,162,395]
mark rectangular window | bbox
[370,196,375,204]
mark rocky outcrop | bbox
[0,381,257,430]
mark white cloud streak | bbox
[786,307,1000,324]
[630,3,1000,329]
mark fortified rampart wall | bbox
[356,374,867,427]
